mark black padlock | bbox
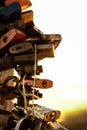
[0,2,21,24]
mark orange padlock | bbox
[20,78,53,89]
[5,0,32,11]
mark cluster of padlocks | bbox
[0,0,68,130]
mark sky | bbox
[25,0,87,121]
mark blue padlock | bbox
[0,2,21,24]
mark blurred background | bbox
[27,0,87,129]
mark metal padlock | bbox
[5,0,32,11]
[21,10,33,23]
[13,44,54,61]
[26,34,62,47]
[29,105,61,122]
[37,44,55,59]
[0,28,27,53]
[9,42,34,55]
[0,2,21,24]
[20,78,53,89]
[41,34,62,49]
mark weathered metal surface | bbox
[29,105,61,122]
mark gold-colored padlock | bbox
[21,10,33,23]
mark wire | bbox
[22,75,28,112]
[32,43,37,117]
[17,44,37,117]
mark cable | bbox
[22,75,28,112]
[32,43,37,117]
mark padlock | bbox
[41,34,62,42]
[26,34,62,45]
[0,2,21,24]
[13,44,54,63]
[20,78,53,89]
[0,28,27,53]
[34,78,53,89]
[21,10,33,23]
[29,105,61,122]
[5,0,32,11]
[37,44,55,59]
[41,34,62,49]
[9,42,34,55]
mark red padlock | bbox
[0,28,27,53]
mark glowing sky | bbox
[26,0,87,112]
